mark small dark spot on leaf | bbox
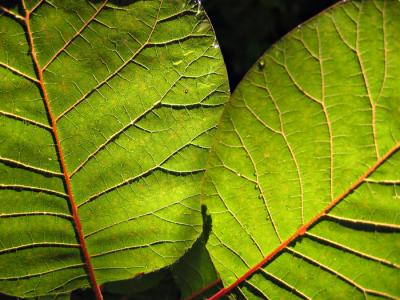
[184,89,189,94]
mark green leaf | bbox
[172,238,221,300]
[102,268,171,296]
[71,268,180,300]
[95,268,181,300]
[0,0,228,298]
[36,294,70,300]
[204,0,400,298]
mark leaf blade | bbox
[204,0,400,298]
[0,0,229,298]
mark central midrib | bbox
[207,142,400,300]
[22,2,103,299]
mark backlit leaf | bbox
[0,0,228,298]
[172,239,220,299]
[204,0,400,298]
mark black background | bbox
[203,0,339,89]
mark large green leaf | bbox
[204,0,400,298]
[98,268,181,300]
[0,0,229,298]
[172,239,220,300]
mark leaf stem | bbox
[208,142,400,299]
[21,2,103,299]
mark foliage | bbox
[0,0,228,298]
[204,0,400,298]
[1,0,399,299]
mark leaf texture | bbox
[204,0,400,298]
[0,0,229,298]
[172,239,220,300]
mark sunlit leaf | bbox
[0,0,228,298]
[172,239,220,300]
[204,0,400,298]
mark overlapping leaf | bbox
[172,239,220,300]
[0,0,229,298]
[203,0,400,298]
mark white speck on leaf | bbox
[196,0,202,16]
[213,40,220,49]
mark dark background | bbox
[203,0,339,89]
[1,0,339,299]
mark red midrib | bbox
[207,143,400,300]
[23,7,103,300]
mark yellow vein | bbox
[375,0,388,105]
[329,15,356,52]
[0,4,24,21]
[157,8,196,23]
[242,94,282,135]
[259,269,311,300]
[243,280,269,299]
[0,110,52,130]
[0,157,63,177]
[213,180,266,257]
[42,0,109,71]
[355,4,380,159]
[0,242,80,255]
[231,117,282,242]
[316,25,335,202]
[78,126,213,207]
[29,0,45,14]
[267,52,322,105]
[69,74,184,177]
[0,61,40,83]
[326,214,400,230]
[0,263,85,281]
[0,211,73,220]
[287,248,397,299]
[152,213,200,228]
[212,231,252,271]
[209,144,400,299]
[91,239,192,258]
[146,33,213,46]
[291,35,319,61]
[262,66,305,224]
[217,163,258,185]
[55,3,162,122]
[0,184,68,198]
[364,179,400,185]
[84,200,190,238]
[47,274,89,294]
[236,287,251,300]
[306,232,399,269]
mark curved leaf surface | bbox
[204,0,400,298]
[172,239,220,300]
[0,0,229,298]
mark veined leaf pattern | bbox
[204,0,400,298]
[0,0,229,298]
[172,239,220,300]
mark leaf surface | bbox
[204,0,400,298]
[0,0,229,298]
[172,239,220,300]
